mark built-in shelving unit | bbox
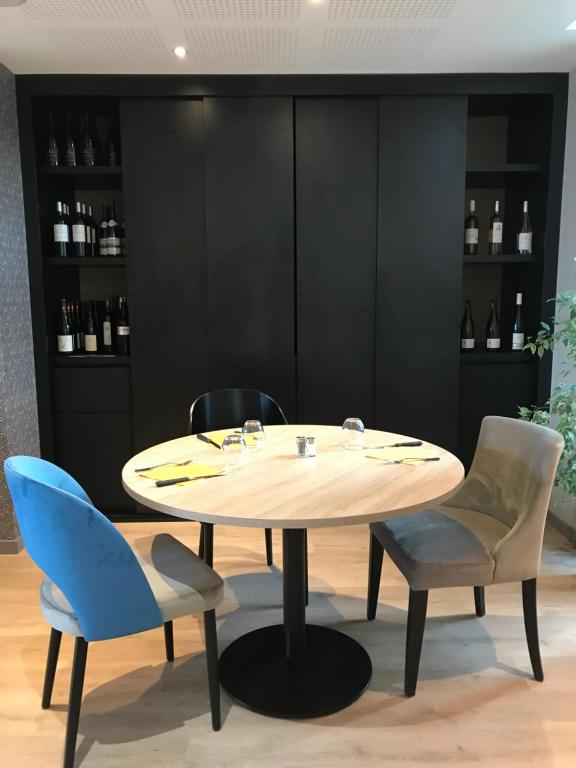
[45,257,126,267]
[51,354,131,367]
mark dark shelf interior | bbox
[460,351,536,364]
[51,355,131,367]
[466,162,543,173]
[463,253,537,264]
[39,165,122,175]
[45,257,126,267]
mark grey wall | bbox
[0,63,40,552]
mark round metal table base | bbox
[219,624,372,719]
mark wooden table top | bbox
[122,424,464,529]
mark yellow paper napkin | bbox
[204,429,261,449]
[364,447,439,465]
[140,463,224,485]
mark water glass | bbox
[242,419,265,449]
[222,433,246,470]
[342,417,364,450]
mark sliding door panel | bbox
[296,98,378,426]
[376,97,467,450]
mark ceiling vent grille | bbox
[23,0,150,20]
[328,0,457,20]
[46,28,170,69]
[184,28,297,70]
[174,1,302,20]
[321,27,437,68]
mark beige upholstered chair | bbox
[367,416,564,696]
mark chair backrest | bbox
[4,456,163,641]
[444,416,564,583]
[188,388,288,434]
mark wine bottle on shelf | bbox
[99,205,109,256]
[116,296,130,356]
[81,203,93,257]
[107,203,121,256]
[46,110,59,167]
[486,300,501,351]
[75,301,84,352]
[460,300,475,352]
[71,201,87,257]
[517,200,532,254]
[102,297,114,354]
[488,200,503,256]
[120,221,126,256]
[512,293,525,351]
[57,299,73,355]
[53,201,69,258]
[81,112,96,166]
[464,200,479,255]
[87,205,97,257]
[64,112,77,167]
[107,134,118,166]
[84,301,98,354]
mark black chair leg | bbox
[164,621,174,662]
[203,609,221,731]
[265,528,273,566]
[304,530,309,606]
[474,586,486,617]
[63,637,88,768]
[198,523,205,560]
[522,578,544,682]
[405,589,428,697]
[42,628,62,710]
[203,523,214,567]
[367,533,384,620]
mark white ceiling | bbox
[1,0,576,75]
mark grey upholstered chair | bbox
[367,415,564,696]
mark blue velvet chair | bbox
[4,456,223,768]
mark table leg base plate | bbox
[219,624,372,719]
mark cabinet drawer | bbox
[53,367,132,414]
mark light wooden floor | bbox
[1,521,575,768]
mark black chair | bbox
[189,388,288,568]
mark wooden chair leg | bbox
[265,528,273,566]
[367,533,384,620]
[405,589,428,697]
[164,621,174,662]
[203,609,221,731]
[63,637,88,768]
[203,523,214,567]
[42,628,62,709]
[474,586,486,617]
[198,523,205,560]
[522,578,544,682]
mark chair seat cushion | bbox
[40,533,224,636]
[370,510,496,591]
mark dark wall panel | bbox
[120,99,209,449]
[296,98,378,426]
[203,97,295,420]
[376,96,467,450]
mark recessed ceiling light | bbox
[308,0,326,5]
[174,46,187,59]
[567,19,576,30]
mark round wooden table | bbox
[122,424,464,719]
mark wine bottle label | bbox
[103,321,112,346]
[518,232,532,252]
[461,338,475,349]
[57,335,73,353]
[85,227,92,244]
[85,334,97,352]
[491,222,503,244]
[512,333,525,350]
[53,224,69,242]
[72,224,86,243]
[487,338,501,349]
[465,228,478,245]
[117,326,130,336]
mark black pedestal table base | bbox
[219,529,372,718]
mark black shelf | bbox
[466,163,544,189]
[466,162,543,174]
[45,257,126,267]
[51,355,131,367]
[39,166,122,176]
[460,351,536,364]
[463,253,537,264]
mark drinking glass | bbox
[242,419,265,449]
[342,417,364,450]
[222,433,246,470]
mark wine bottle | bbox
[460,300,475,351]
[99,205,109,256]
[53,201,69,258]
[120,221,126,256]
[47,110,59,167]
[64,112,77,167]
[75,301,84,352]
[517,200,532,254]
[512,293,525,351]
[81,112,96,166]
[81,203,93,257]
[87,205,97,257]
[486,300,501,351]
[84,301,98,354]
[108,135,118,166]
[116,296,130,356]
[57,299,73,354]
[71,201,87,257]
[488,200,503,256]
[464,200,479,255]
[102,297,114,354]
[107,203,121,256]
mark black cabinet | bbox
[376,97,468,450]
[295,98,378,426]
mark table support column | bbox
[282,528,306,659]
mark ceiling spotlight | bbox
[173,46,187,59]
[567,19,576,30]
